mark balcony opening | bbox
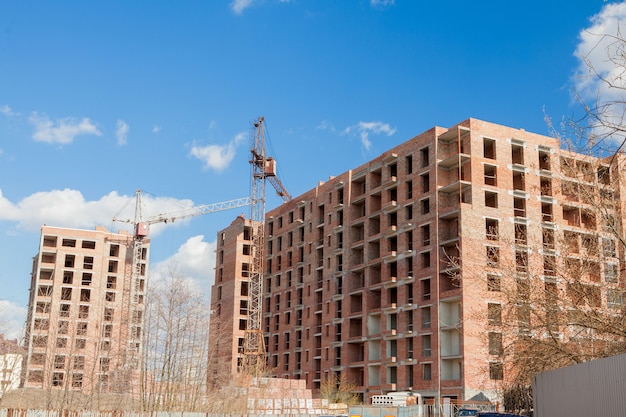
[420,147,429,168]
[484,164,497,186]
[421,173,430,193]
[515,223,528,245]
[562,206,580,227]
[598,165,611,185]
[543,255,556,276]
[539,149,551,170]
[81,240,96,249]
[62,239,76,248]
[487,274,501,292]
[542,228,555,250]
[486,246,500,268]
[513,197,526,218]
[512,171,526,191]
[421,278,431,301]
[485,191,498,208]
[512,143,524,165]
[485,218,499,241]
[541,202,553,222]
[540,177,552,196]
[483,138,496,160]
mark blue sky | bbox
[0,0,622,339]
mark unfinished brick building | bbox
[210,118,626,405]
[209,214,256,382]
[23,226,148,394]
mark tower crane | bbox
[244,116,290,375]
[112,189,251,369]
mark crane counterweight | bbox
[135,222,149,237]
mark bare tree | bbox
[456,150,626,414]
[140,262,211,412]
[320,372,360,406]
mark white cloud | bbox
[573,2,626,141]
[12,189,123,231]
[343,121,397,151]
[0,300,26,341]
[0,189,20,221]
[0,105,19,116]
[150,235,216,293]
[29,112,102,144]
[0,188,200,236]
[116,119,129,145]
[152,125,161,134]
[574,2,626,98]
[231,0,254,14]
[189,131,246,172]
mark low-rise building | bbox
[0,335,24,398]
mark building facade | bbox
[23,225,149,394]
[211,118,626,404]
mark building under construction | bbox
[209,214,256,381]
[209,117,626,406]
[23,225,147,394]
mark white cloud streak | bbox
[29,113,102,144]
[189,132,246,172]
[116,119,129,145]
[316,120,336,133]
[231,0,291,14]
[343,121,397,151]
[0,105,19,116]
[370,0,395,8]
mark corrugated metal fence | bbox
[533,352,626,417]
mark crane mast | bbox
[244,116,290,375]
[114,116,290,379]
[124,189,148,371]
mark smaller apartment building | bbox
[226,118,626,404]
[210,215,256,382]
[23,226,149,394]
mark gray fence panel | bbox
[533,352,626,417]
